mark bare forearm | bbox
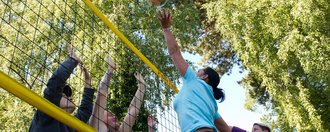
[163,30,188,76]
[163,30,180,56]
[95,89,107,113]
[89,72,111,126]
[129,84,145,110]
[94,71,112,114]
[100,71,112,90]
[122,83,146,129]
[148,126,155,132]
[89,89,107,126]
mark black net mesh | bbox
[0,0,180,131]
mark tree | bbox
[201,0,330,131]
[0,0,203,131]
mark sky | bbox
[182,53,262,131]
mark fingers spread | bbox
[167,10,171,19]
[162,9,167,18]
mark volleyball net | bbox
[0,0,180,131]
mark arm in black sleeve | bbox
[44,57,78,106]
[75,87,95,122]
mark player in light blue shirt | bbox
[173,66,222,131]
[157,9,234,132]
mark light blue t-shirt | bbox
[173,66,221,132]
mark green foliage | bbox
[202,0,330,131]
[5,0,329,131]
[188,0,243,76]
[0,90,34,131]
[0,0,201,131]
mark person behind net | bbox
[88,56,149,132]
[252,123,271,132]
[29,43,95,132]
[157,9,241,132]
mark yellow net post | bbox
[82,0,179,93]
[0,71,95,132]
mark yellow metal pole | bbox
[0,71,95,132]
[82,0,179,93]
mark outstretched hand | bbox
[134,73,146,85]
[67,43,82,64]
[157,9,172,29]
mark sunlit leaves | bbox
[202,0,330,131]
[0,0,202,131]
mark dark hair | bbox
[253,123,271,132]
[63,85,72,97]
[204,67,225,102]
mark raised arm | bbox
[74,64,95,122]
[89,56,115,130]
[158,9,188,77]
[44,43,81,105]
[119,73,146,132]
